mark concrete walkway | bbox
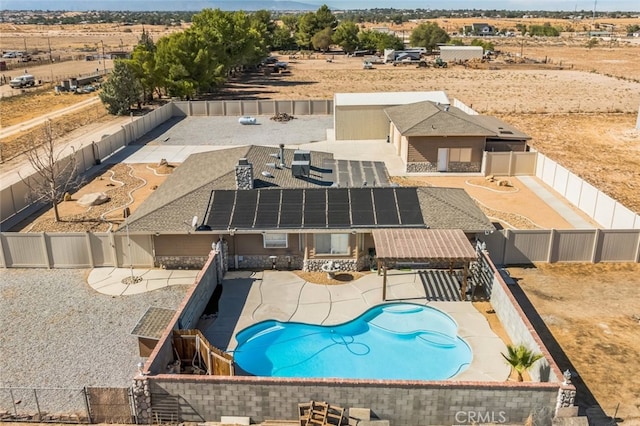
[518,176,595,228]
[87,267,199,296]
[86,267,510,381]
[203,270,510,382]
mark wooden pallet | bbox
[299,401,345,426]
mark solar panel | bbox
[350,188,375,226]
[373,188,400,225]
[280,189,303,228]
[254,190,281,228]
[230,191,258,228]
[303,189,327,227]
[395,187,424,225]
[206,190,235,228]
[327,188,350,227]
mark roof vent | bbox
[261,171,274,178]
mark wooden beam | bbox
[382,262,387,301]
[461,262,469,301]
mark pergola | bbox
[372,228,477,301]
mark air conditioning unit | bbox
[293,150,311,162]
[292,160,310,178]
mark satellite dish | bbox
[191,216,198,227]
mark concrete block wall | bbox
[485,252,560,383]
[148,376,560,425]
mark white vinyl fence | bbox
[171,99,333,117]
[0,103,174,229]
[480,228,640,265]
[0,232,153,268]
[535,153,640,229]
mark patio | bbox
[200,269,510,382]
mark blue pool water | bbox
[233,303,472,380]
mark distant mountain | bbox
[1,0,325,11]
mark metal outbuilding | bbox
[439,46,484,62]
[333,91,450,141]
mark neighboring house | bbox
[385,100,530,172]
[465,23,496,36]
[122,145,493,271]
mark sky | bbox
[1,0,638,11]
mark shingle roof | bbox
[384,101,496,137]
[417,187,494,232]
[384,101,530,140]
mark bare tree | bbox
[19,120,83,222]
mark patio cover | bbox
[372,229,476,300]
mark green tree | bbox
[470,38,494,51]
[449,38,465,46]
[358,30,403,52]
[251,10,277,51]
[99,59,142,115]
[410,22,450,51]
[272,25,296,51]
[296,12,317,49]
[501,344,544,382]
[626,24,640,34]
[281,14,298,34]
[333,20,359,53]
[315,4,337,31]
[312,27,333,52]
[130,29,160,102]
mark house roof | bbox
[201,187,426,231]
[472,115,531,140]
[194,186,493,233]
[385,101,530,140]
[385,101,496,137]
[334,91,450,107]
[372,229,476,262]
[123,146,390,233]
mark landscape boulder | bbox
[77,192,110,207]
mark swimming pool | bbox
[233,303,472,380]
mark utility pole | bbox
[100,40,106,75]
[47,37,52,62]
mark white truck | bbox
[9,74,36,88]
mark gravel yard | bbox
[0,268,189,412]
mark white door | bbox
[437,148,449,172]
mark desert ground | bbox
[1,19,640,424]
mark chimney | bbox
[235,158,254,190]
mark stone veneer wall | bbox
[303,258,361,272]
[146,376,560,425]
[406,161,481,173]
[230,254,304,270]
[156,255,209,270]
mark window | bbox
[263,233,287,248]
[315,233,349,255]
[449,148,472,162]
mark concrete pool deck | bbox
[201,269,510,382]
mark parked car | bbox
[9,74,36,88]
[2,51,17,58]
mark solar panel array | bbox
[203,187,425,230]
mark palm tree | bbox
[502,344,544,382]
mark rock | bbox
[77,192,110,207]
[63,192,72,201]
